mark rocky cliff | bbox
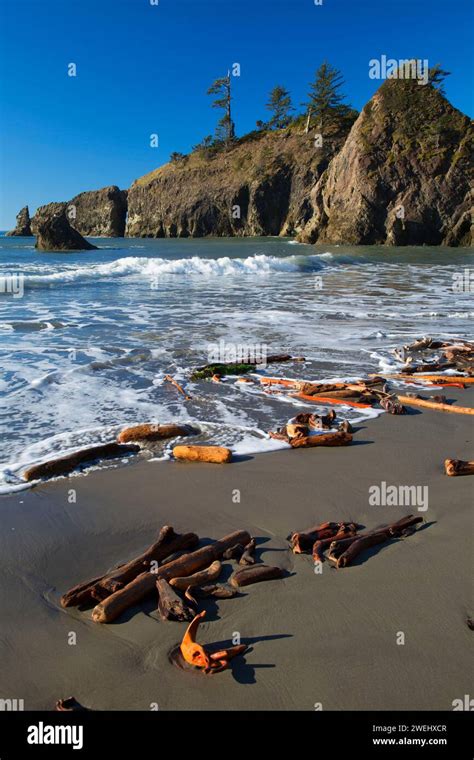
[299,79,473,246]
[69,185,127,237]
[6,206,32,236]
[127,80,472,246]
[30,186,127,239]
[126,125,352,238]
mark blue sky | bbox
[0,0,472,228]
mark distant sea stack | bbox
[31,203,98,251]
[6,206,32,236]
[29,185,128,239]
[299,79,473,246]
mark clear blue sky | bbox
[0,0,472,228]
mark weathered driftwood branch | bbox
[186,584,238,600]
[61,527,199,608]
[379,396,406,414]
[223,543,245,560]
[173,445,232,463]
[334,515,423,567]
[55,697,88,712]
[292,393,372,408]
[169,560,222,590]
[397,395,474,415]
[91,529,251,623]
[290,431,352,448]
[117,423,193,443]
[444,459,474,476]
[156,578,194,621]
[164,374,192,400]
[312,525,358,561]
[179,610,248,673]
[230,564,284,587]
[290,522,342,554]
[239,538,256,565]
[23,442,140,482]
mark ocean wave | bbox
[19,252,358,289]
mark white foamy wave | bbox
[20,252,356,290]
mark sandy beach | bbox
[0,387,472,712]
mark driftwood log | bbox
[290,431,352,448]
[173,445,232,463]
[156,578,194,621]
[332,515,423,567]
[91,529,251,623]
[223,544,245,560]
[169,560,222,590]
[312,525,358,561]
[61,527,199,607]
[185,584,238,600]
[239,538,256,565]
[230,564,284,587]
[444,459,474,476]
[117,423,193,443]
[397,395,474,415]
[23,442,140,482]
[290,522,343,553]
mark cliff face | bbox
[30,186,127,239]
[299,80,473,246]
[6,206,32,236]
[69,186,127,237]
[126,128,350,238]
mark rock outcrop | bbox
[299,79,473,246]
[6,206,32,236]
[126,125,353,238]
[31,203,98,251]
[68,185,127,237]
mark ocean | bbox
[0,235,472,493]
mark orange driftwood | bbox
[164,374,192,400]
[91,529,251,623]
[173,445,232,463]
[444,459,474,476]
[180,610,247,673]
[371,373,474,383]
[291,393,372,408]
[117,423,192,443]
[397,396,474,415]
[290,431,352,448]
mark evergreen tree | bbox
[304,62,349,132]
[428,64,451,96]
[265,85,294,129]
[207,73,235,145]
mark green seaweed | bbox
[191,363,255,380]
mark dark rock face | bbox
[126,81,472,246]
[6,206,32,236]
[299,80,473,247]
[126,129,350,238]
[31,203,98,251]
[68,185,128,237]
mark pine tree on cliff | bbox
[265,86,294,129]
[207,72,235,146]
[304,62,349,133]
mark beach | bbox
[0,386,472,711]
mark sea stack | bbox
[31,203,98,251]
[6,206,32,236]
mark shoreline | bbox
[0,387,472,710]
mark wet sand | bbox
[0,389,472,711]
